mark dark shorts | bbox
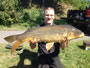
[38,56,64,68]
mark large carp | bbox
[4,25,84,54]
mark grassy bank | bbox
[0,23,29,31]
[0,40,90,68]
[0,19,67,31]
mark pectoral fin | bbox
[46,42,54,51]
[11,40,22,54]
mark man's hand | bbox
[29,38,40,49]
[60,37,68,49]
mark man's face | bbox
[44,9,55,25]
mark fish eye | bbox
[72,29,75,31]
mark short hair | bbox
[45,7,55,12]
[43,7,55,16]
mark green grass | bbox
[60,40,90,68]
[0,18,68,31]
[0,40,90,68]
[0,23,30,31]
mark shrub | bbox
[0,0,23,26]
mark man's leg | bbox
[50,56,64,68]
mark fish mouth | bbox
[78,33,85,38]
[80,33,85,37]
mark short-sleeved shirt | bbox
[38,23,61,58]
[37,23,64,68]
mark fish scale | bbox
[4,25,85,54]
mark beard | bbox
[46,20,53,24]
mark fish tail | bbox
[4,35,17,43]
[11,40,22,54]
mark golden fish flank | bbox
[4,25,85,54]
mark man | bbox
[30,7,64,68]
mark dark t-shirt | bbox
[38,23,61,58]
[37,23,64,68]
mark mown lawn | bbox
[0,40,90,68]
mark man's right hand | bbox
[29,38,40,49]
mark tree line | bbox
[0,0,90,26]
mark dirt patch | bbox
[0,31,25,43]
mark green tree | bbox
[0,0,23,26]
